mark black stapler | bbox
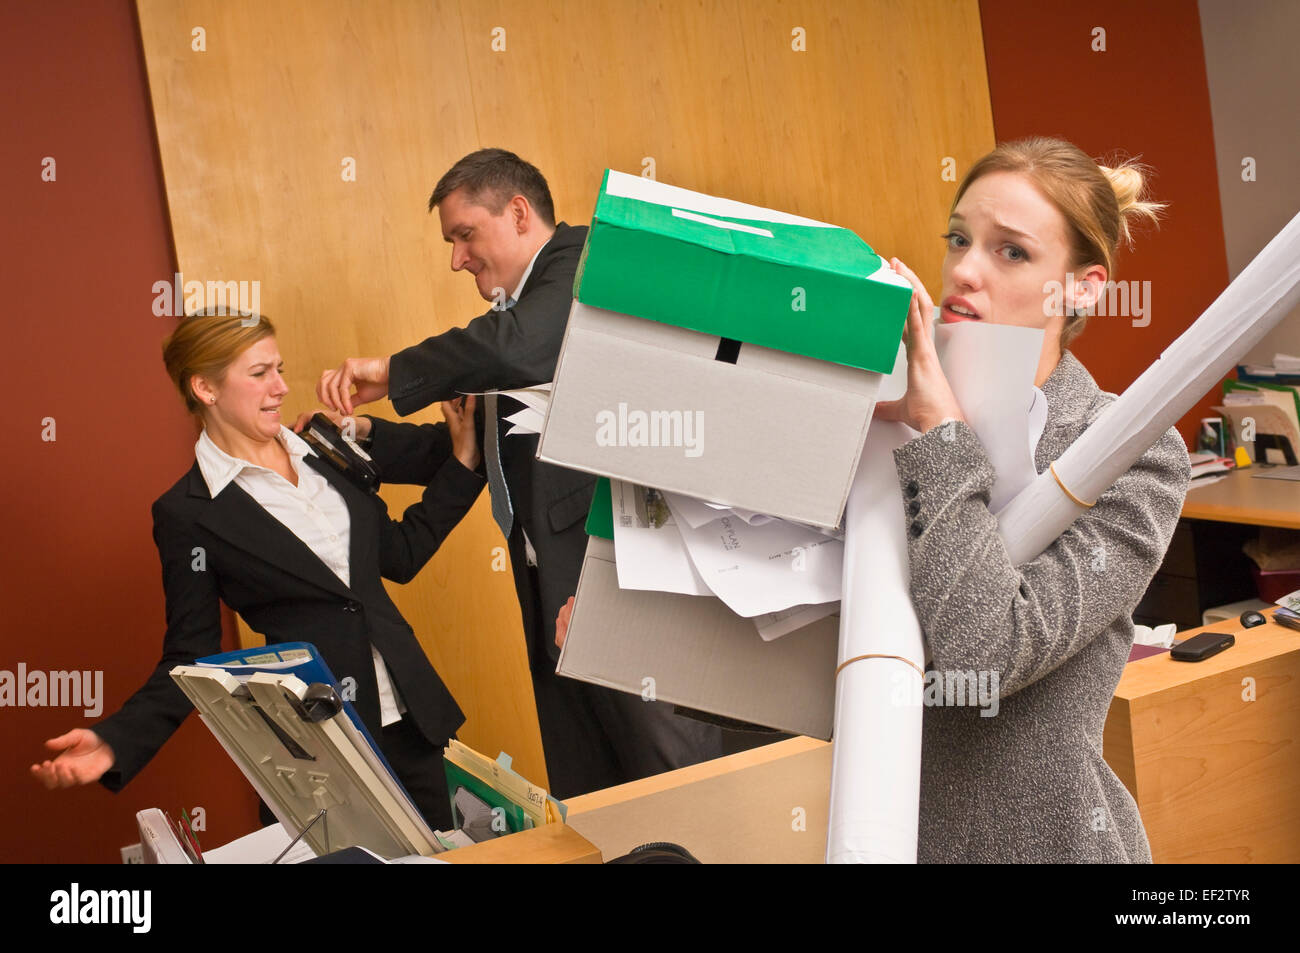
[299,413,380,494]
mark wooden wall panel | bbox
[135,0,994,792]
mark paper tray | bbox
[170,666,441,859]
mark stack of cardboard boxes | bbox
[538,170,910,737]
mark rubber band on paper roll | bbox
[1049,461,1096,508]
[835,653,925,679]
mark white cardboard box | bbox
[556,536,838,738]
[538,300,883,530]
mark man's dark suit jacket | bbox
[388,223,595,665]
[93,428,484,791]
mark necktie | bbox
[483,391,514,538]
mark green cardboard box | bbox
[573,169,910,372]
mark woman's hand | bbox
[291,409,372,442]
[444,394,480,471]
[874,257,967,435]
[30,729,115,789]
[555,595,576,649]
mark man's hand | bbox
[443,395,480,471]
[555,595,576,649]
[30,729,115,789]
[291,409,372,442]
[317,357,391,416]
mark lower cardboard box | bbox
[556,535,838,739]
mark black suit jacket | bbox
[388,223,596,665]
[93,427,485,792]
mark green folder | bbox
[443,760,533,836]
[584,476,614,541]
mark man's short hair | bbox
[428,148,556,226]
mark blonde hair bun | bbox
[1099,161,1166,246]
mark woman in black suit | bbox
[31,312,484,831]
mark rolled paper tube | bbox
[827,422,926,864]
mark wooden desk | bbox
[566,736,830,864]
[1104,609,1300,862]
[554,612,1299,864]
[442,823,602,864]
[1182,466,1300,529]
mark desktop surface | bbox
[1182,466,1300,529]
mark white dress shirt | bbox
[508,242,545,305]
[195,425,407,725]
[506,240,548,568]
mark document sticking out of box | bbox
[609,480,711,596]
[663,489,843,617]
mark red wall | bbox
[0,1,257,862]
[980,0,1229,450]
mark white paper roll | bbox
[827,422,925,864]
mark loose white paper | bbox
[1133,623,1177,648]
[203,823,317,864]
[934,322,1045,513]
[610,480,711,596]
[504,405,545,436]
[668,500,844,617]
[753,601,840,641]
[1275,588,1300,614]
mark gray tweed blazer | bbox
[893,349,1190,863]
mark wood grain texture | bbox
[566,736,831,863]
[135,0,994,792]
[1106,611,1300,862]
[441,822,602,863]
[1181,467,1300,530]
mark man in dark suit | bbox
[318,148,723,798]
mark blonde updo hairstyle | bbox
[951,137,1166,348]
[163,310,276,414]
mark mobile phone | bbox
[1273,606,1300,632]
[300,413,381,494]
[1170,632,1235,662]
